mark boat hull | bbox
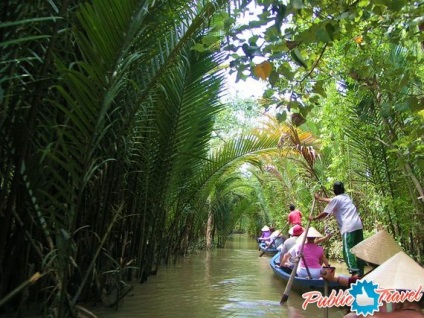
[269,252,345,294]
[258,242,278,255]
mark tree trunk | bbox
[206,206,213,249]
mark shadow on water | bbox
[93,234,348,318]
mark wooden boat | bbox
[269,252,345,293]
[258,234,285,256]
[258,242,279,255]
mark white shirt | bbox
[278,236,298,254]
[324,193,363,235]
[285,245,298,266]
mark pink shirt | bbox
[296,243,324,269]
[288,210,302,225]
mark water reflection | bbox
[93,234,347,317]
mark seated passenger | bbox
[257,225,271,242]
[321,229,403,285]
[319,231,422,317]
[276,225,304,264]
[265,229,285,248]
[258,226,275,242]
[294,227,330,279]
[279,244,298,269]
[277,225,331,270]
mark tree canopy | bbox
[219,0,424,121]
[0,0,423,316]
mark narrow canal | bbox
[93,234,348,317]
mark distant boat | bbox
[258,242,279,255]
[269,252,345,293]
[258,234,285,256]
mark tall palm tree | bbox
[0,0,259,315]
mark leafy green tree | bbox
[2,0,277,314]
[2,0,424,315]
[222,0,424,260]
[224,0,424,118]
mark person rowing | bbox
[312,181,365,277]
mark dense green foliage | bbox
[0,0,280,315]
[220,0,424,259]
[1,0,423,316]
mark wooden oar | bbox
[280,198,316,304]
[323,280,329,318]
[300,254,312,279]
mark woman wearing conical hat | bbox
[258,226,274,242]
[293,227,331,279]
[258,225,271,242]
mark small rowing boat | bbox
[269,252,345,293]
[258,242,279,255]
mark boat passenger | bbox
[258,226,275,242]
[265,229,285,248]
[293,227,330,279]
[278,244,297,269]
[277,226,331,269]
[319,231,422,317]
[276,225,304,266]
[320,229,403,285]
[257,225,271,242]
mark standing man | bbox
[310,181,364,276]
[287,204,302,226]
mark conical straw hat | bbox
[305,227,323,238]
[297,226,323,243]
[261,225,270,231]
[361,251,424,291]
[351,230,402,265]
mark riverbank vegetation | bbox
[1,0,423,316]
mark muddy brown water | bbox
[92,234,349,318]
